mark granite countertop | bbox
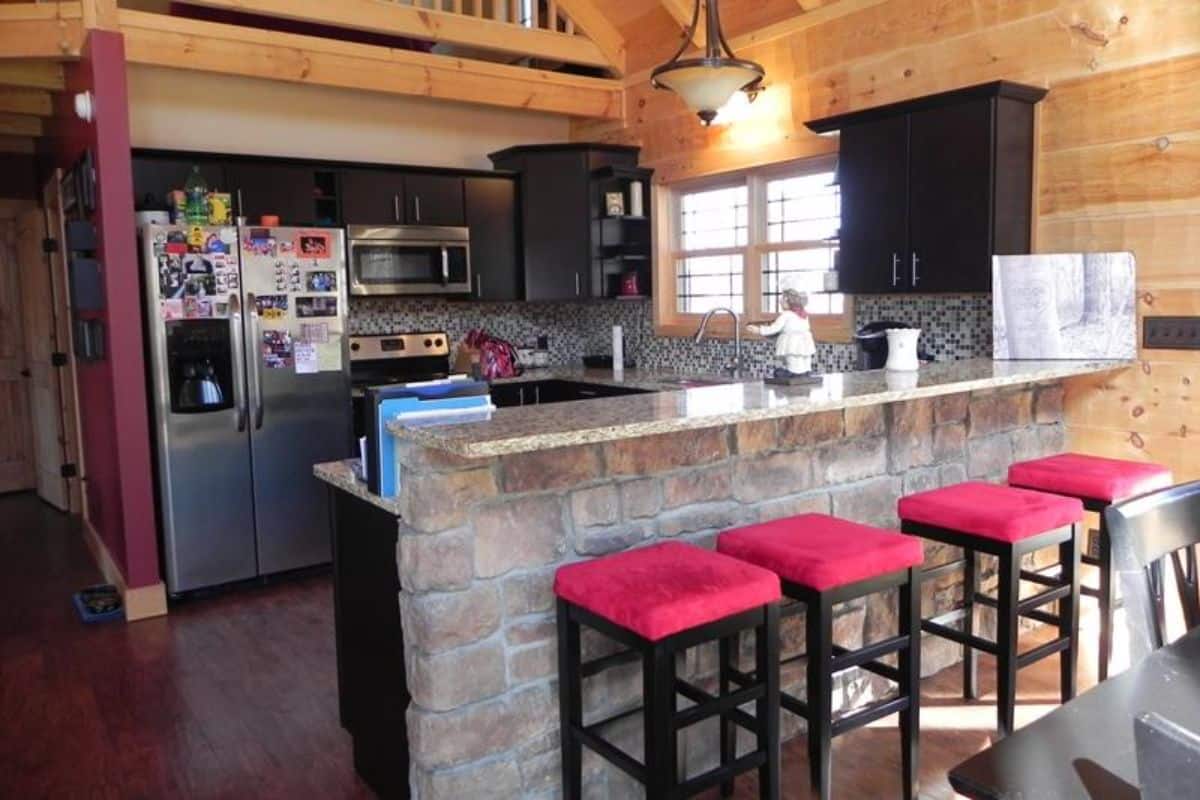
[313,459,403,515]
[383,358,1131,459]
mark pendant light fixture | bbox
[651,0,765,126]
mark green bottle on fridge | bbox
[183,166,209,225]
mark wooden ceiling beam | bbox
[118,10,623,120]
[0,113,42,138]
[0,61,64,91]
[660,0,705,48]
[554,0,627,76]
[177,0,616,73]
[0,89,53,117]
[0,2,85,58]
[727,0,888,52]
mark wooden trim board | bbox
[81,517,169,621]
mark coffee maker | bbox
[854,321,932,370]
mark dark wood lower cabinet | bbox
[329,488,409,799]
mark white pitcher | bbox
[885,328,922,372]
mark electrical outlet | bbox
[1144,316,1200,350]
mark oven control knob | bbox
[435,338,444,347]
[350,342,360,352]
[424,338,433,348]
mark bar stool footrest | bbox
[674,679,759,735]
[678,752,768,800]
[1016,635,1071,671]
[831,695,911,737]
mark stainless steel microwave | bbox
[347,225,472,296]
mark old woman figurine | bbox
[748,289,817,375]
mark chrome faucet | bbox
[694,307,742,376]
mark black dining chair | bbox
[1104,480,1200,653]
[1135,711,1200,800]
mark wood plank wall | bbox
[573,0,1200,481]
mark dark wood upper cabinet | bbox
[402,174,465,227]
[131,157,226,210]
[489,144,646,302]
[339,169,405,225]
[464,176,521,301]
[808,80,1045,294]
[225,162,319,226]
[837,114,909,293]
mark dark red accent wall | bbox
[49,31,161,590]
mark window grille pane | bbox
[677,254,744,314]
[765,171,839,244]
[762,247,842,316]
[681,185,749,251]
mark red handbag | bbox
[464,330,522,380]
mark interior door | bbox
[837,115,910,293]
[0,210,36,494]
[241,227,351,576]
[13,204,69,508]
[41,175,83,513]
[907,98,995,293]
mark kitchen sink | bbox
[655,377,740,389]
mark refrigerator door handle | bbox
[229,293,248,433]
[247,292,265,430]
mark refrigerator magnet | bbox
[262,330,294,369]
[294,342,318,375]
[301,322,329,344]
[255,294,289,320]
[295,296,338,318]
[278,239,295,254]
[183,254,214,274]
[244,228,276,256]
[296,231,332,260]
[160,299,184,320]
[305,271,337,292]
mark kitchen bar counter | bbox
[389,358,1130,458]
[315,356,1132,798]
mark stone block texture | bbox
[395,382,1066,797]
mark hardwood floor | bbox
[0,491,1106,799]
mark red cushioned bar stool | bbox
[554,541,783,800]
[1009,453,1173,681]
[717,514,925,800]
[898,482,1084,737]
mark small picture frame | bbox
[605,191,625,217]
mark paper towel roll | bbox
[612,325,624,376]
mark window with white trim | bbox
[665,156,847,336]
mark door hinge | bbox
[51,352,69,367]
[43,237,59,254]
[60,463,78,478]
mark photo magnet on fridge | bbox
[244,228,276,256]
[262,330,294,369]
[295,296,338,318]
[183,254,214,274]
[296,231,332,260]
[305,271,337,292]
[255,294,289,320]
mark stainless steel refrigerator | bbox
[141,223,351,595]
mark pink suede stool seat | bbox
[553,541,781,642]
[1009,453,1173,503]
[898,481,1083,543]
[716,514,924,591]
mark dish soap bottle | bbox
[183,166,209,225]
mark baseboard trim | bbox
[81,518,168,622]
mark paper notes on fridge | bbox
[294,342,318,375]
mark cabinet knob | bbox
[892,253,900,287]
[912,252,920,287]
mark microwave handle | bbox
[441,246,449,284]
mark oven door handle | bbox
[441,246,449,285]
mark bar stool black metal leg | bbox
[898,567,921,800]
[1059,524,1081,703]
[1097,517,1115,683]
[963,547,978,701]
[806,595,834,800]
[756,606,781,800]
[719,634,736,798]
[557,600,583,800]
[996,550,1021,738]
[643,644,677,799]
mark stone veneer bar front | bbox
[314,359,1128,799]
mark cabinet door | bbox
[226,162,317,225]
[837,116,910,293]
[132,157,226,210]
[908,99,994,293]
[519,151,590,301]
[340,169,405,225]
[403,174,465,227]
[465,177,521,301]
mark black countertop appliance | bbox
[854,320,932,370]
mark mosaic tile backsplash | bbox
[349,293,992,376]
